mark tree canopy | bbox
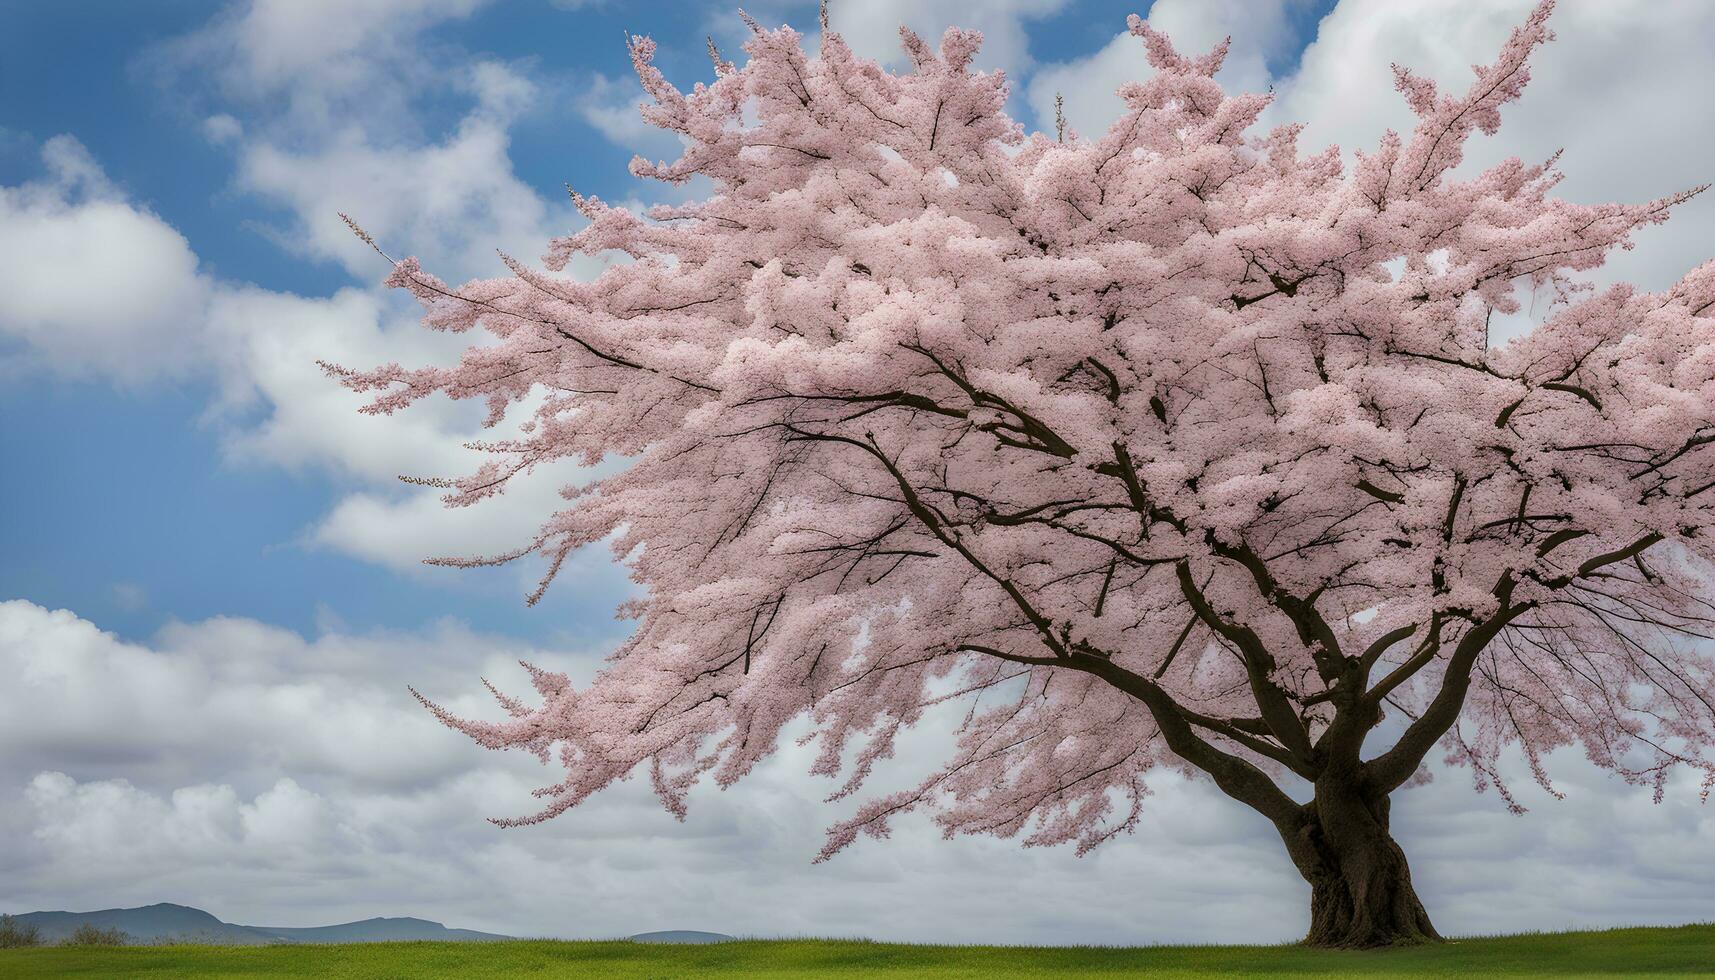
[329,0,1715,946]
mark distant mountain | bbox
[10,904,274,945]
[248,917,511,944]
[630,930,735,944]
[5,903,512,945]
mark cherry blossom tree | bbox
[328,0,1715,948]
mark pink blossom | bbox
[330,1,1715,946]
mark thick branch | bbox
[1363,576,1530,794]
[1072,654,1307,824]
[1208,536,1348,682]
[1175,562,1319,766]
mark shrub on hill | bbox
[60,924,128,947]
[0,915,42,948]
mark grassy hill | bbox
[6,922,1713,977]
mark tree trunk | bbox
[1292,786,1441,949]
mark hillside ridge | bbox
[5,902,512,945]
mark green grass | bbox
[5,923,1713,978]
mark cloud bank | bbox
[4,598,1713,941]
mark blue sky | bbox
[0,0,1335,646]
[3,0,1714,944]
[0,0,718,644]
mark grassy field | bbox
[4,923,1712,978]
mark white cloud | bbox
[204,285,479,482]
[25,773,337,876]
[131,1,626,583]
[208,0,487,91]
[194,282,620,574]
[157,0,492,138]
[0,93,612,580]
[202,113,244,146]
[0,136,213,384]
[574,71,688,163]
[0,136,607,581]
[0,599,522,791]
[1,598,1712,941]
[148,0,583,285]
[229,62,574,284]
[306,458,596,574]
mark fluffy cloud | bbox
[2,598,1712,941]
[229,62,572,283]
[305,457,611,576]
[573,70,689,165]
[0,137,584,576]
[150,0,584,284]
[157,0,492,136]
[0,597,1291,940]
[24,774,343,878]
[0,137,213,384]
[0,62,609,579]
[199,283,621,574]
[0,599,538,791]
[203,285,478,484]
[130,0,621,580]
[218,0,487,87]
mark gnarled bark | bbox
[1289,787,1439,949]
